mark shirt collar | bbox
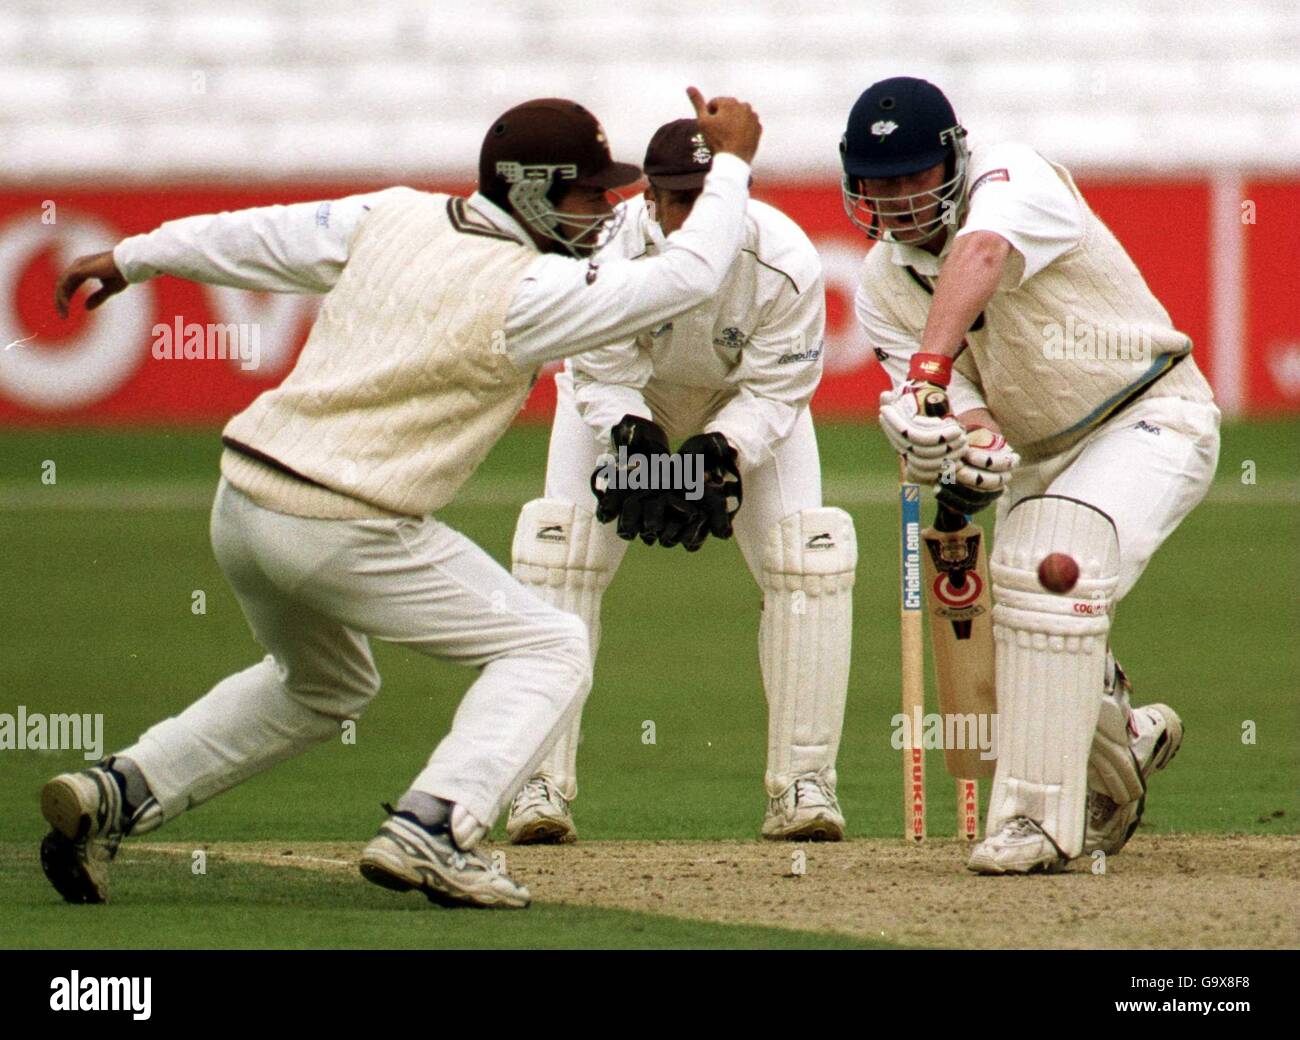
[465,192,538,252]
[885,227,956,275]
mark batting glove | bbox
[878,353,968,485]
[936,425,1019,515]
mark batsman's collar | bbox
[885,223,956,276]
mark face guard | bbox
[499,161,627,258]
[841,126,970,246]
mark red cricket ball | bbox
[1037,552,1080,594]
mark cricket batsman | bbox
[42,89,762,907]
[842,77,1220,873]
[507,118,856,844]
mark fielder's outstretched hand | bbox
[55,250,128,318]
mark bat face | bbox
[924,531,988,625]
[921,516,997,780]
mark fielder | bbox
[507,117,856,844]
[842,77,1220,873]
[42,90,762,907]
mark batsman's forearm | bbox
[956,407,999,432]
[919,232,1010,359]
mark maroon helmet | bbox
[480,98,642,255]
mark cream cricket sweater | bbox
[859,160,1213,461]
[220,188,538,519]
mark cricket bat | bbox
[920,503,997,782]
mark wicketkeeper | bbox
[41,89,762,907]
[507,117,856,845]
[843,77,1219,873]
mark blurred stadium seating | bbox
[0,1,1297,422]
[0,0,1297,179]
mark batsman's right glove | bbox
[590,414,673,542]
[936,425,1019,515]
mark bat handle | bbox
[934,501,966,533]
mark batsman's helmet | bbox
[839,77,969,244]
[479,98,642,256]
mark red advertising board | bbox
[1243,179,1300,414]
[0,178,1293,425]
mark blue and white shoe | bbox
[360,812,530,909]
[39,760,160,904]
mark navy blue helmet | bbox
[840,77,969,244]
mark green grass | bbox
[0,846,876,949]
[0,419,1296,946]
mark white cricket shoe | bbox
[1086,703,1183,856]
[505,777,577,845]
[968,816,1069,875]
[762,772,846,841]
[360,813,530,909]
[39,761,160,904]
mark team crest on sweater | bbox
[713,326,748,350]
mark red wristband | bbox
[908,353,953,386]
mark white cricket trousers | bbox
[997,394,1222,599]
[120,478,592,831]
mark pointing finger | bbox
[686,86,706,117]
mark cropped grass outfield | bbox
[0,421,1295,948]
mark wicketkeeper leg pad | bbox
[759,507,857,796]
[988,495,1120,859]
[511,498,621,800]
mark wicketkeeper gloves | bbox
[590,419,743,551]
[677,431,743,539]
[591,414,674,541]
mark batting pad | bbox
[511,498,618,800]
[760,507,857,796]
[989,495,1120,859]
